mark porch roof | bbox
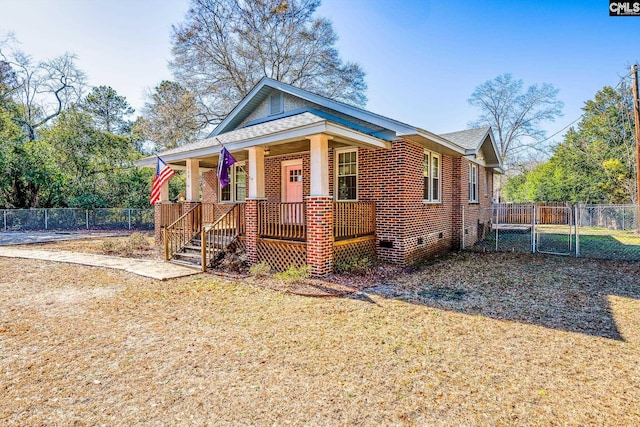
[136,111,391,168]
[440,126,503,171]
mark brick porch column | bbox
[306,196,333,277]
[307,134,332,277]
[244,198,262,264]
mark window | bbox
[235,166,246,201]
[219,162,246,202]
[269,92,283,115]
[469,163,479,203]
[336,149,357,201]
[484,170,490,197]
[423,150,441,203]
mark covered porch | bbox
[148,117,390,275]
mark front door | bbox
[283,162,303,224]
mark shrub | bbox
[127,232,150,250]
[100,240,117,254]
[274,264,312,283]
[249,261,272,277]
[334,256,375,275]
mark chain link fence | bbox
[464,203,640,261]
[1,208,154,232]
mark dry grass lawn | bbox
[13,232,160,259]
[1,251,639,425]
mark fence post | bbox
[575,205,580,258]
[531,204,536,254]
[3,210,6,232]
[86,209,89,230]
[495,205,499,252]
[44,209,48,230]
[128,209,132,230]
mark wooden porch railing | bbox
[258,201,306,241]
[159,203,184,228]
[333,201,376,240]
[164,203,202,261]
[202,203,245,271]
[202,203,236,224]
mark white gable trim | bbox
[210,77,419,137]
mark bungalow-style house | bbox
[136,78,502,276]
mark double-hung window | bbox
[423,150,441,203]
[220,162,246,203]
[336,149,357,201]
[469,163,479,203]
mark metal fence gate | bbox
[534,204,574,256]
[468,203,640,261]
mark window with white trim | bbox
[469,163,479,203]
[336,149,357,201]
[423,150,441,203]
[219,162,246,202]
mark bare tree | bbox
[468,73,564,171]
[136,81,203,151]
[170,0,367,125]
[0,40,86,140]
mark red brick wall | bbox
[202,170,218,203]
[169,144,495,268]
[264,153,312,201]
[357,140,456,265]
[459,160,494,249]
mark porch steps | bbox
[169,237,232,270]
[169,258,203,270]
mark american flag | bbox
[150,157,175,205]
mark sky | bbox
[1,0,639,142]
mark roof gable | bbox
[440,126,502,169]
[210,77,419,138]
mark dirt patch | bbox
[1,253,639,425]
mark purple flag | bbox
[217,147,237,188]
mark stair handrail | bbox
[201,203,245,271]
[164,203,202,261]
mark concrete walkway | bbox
[0,231,130,246]
[0,247,201,280]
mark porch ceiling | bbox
[136,112,390,168]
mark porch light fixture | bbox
[263,146,271,155]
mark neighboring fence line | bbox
[1,208,154,232]
[465,203,640,261]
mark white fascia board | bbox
[209,79,270,137]
[136,156,159,167]
[402,129,467,155]
[325,122,391,149]
[485,131,503,168]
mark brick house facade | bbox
[138,78,502,275]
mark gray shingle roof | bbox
[160,112,327,157]
[439,127,490,151]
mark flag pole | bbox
[214,137,250,180]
